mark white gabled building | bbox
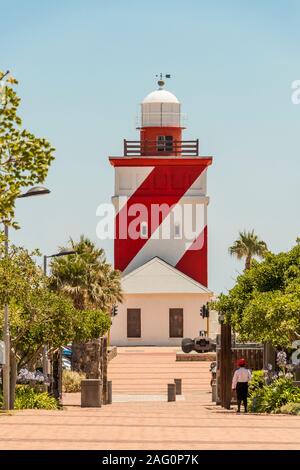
[110,257,216,347]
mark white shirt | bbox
[232,367,252,389]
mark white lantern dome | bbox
[141,87,181,127]
[142,89,180,104]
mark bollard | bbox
[81,379,102,408]
[168,383,176,402]
[212,380,217,402]
[174,378,182,395]
[107,380,112,404]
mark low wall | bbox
[176,352,216,362]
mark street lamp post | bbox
[2,186,50,411]
[42,249,76,398]
[3,224,10,410]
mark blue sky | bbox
[2,0,300,293]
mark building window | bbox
[140,221,148,238]
[127,309,141,338]
[174,222,181,239]
[157,135,173,152]
[169,308,183,338]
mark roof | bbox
[121,257,213,295]
[109,157,213,167]
[142,89,180,104]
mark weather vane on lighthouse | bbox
[156,73,171,89]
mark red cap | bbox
[237,358,246,367]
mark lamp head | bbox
[18,186,50,198]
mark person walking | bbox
[232,358,252,413]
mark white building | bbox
[110,257,217,346]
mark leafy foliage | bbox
[248,377,300,413]
[278,402,300,415]
[73,308,111,342]
[0,71,54,227]
[0,246,77,369]
[248,370,265,396]
[214,240,300,347]
[13,386,60,410]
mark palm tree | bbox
[229,230,268,270]
[49,236,122,371]
[50,235,122,311]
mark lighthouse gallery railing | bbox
[124,139,199,156]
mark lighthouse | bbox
[109,77,215,346]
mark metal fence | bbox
[124,139,199,156]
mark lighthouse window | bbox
[165,136,173,151]
[157,136,165,151]
[140,221,148,238]
[157,135,173,152]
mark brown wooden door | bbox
[169,308,183,338]
[127,309,141,338]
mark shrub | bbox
[14,385,60,410]
[248,371,266,412]
[278,403,300,415]
[248,370,265,395]
[62,370,85,393]
[248,377,300,413]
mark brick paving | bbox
[0,346,300,450]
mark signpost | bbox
[218,312,232,410]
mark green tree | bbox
[229,229,268,270]
[214,240,300,348]
[0,245,111,407]
[0,70,54,227]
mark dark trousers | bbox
[236,382,248,412]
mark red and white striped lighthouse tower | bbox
[109,76,212,287]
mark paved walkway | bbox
[1,347,300,450]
